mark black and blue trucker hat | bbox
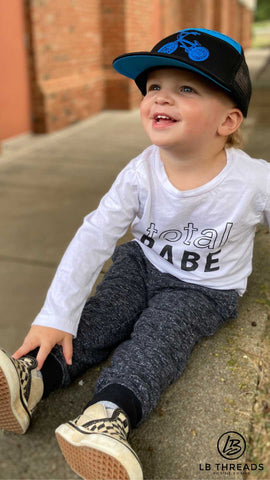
[113,28,252,117]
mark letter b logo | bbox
[217,431,246,460]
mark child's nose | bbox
[155,90,174,105]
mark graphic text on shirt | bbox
[140,221,233,273]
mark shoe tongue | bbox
[79,403,108,425]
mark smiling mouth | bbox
[152,114,178,128]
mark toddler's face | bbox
[140,67,235,154]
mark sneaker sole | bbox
[0,350,30,434]
[56,433,131,480]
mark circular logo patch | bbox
[217,431,246,460]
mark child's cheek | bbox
[140,97,150,119]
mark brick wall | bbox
[240,5,254,49]
[161,0,182,36]
[101,0,128,109]
[26,0,104,133]
[24,0,255,134]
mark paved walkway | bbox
[0,48,270,479]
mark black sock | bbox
[85,383,142,429]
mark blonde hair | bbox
[225,128,243,149]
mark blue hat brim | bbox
[113,53,232,94]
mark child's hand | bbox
[13,325,73,371]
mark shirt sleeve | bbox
[262,170,270,227]
[32,162,139,336]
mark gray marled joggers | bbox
[50,241,238,426]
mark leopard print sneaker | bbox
[55,402,143,480]
[0,348,43,434]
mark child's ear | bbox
[218,109,243,137]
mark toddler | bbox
[0,28,267,480]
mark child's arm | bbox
[32,163,139,336]
[15,159,140,368]
[13,325,73,370]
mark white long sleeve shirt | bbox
[33,145,270,336]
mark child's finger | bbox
[62,336,73,365]
[13,341,38,360]
[36,344,51,371]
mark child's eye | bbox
[147,84,161,92]
[180,86,194,93]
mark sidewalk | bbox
[0,48,270,480]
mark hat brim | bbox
[113,52,232,95]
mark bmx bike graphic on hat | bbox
[158,31,210,62]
